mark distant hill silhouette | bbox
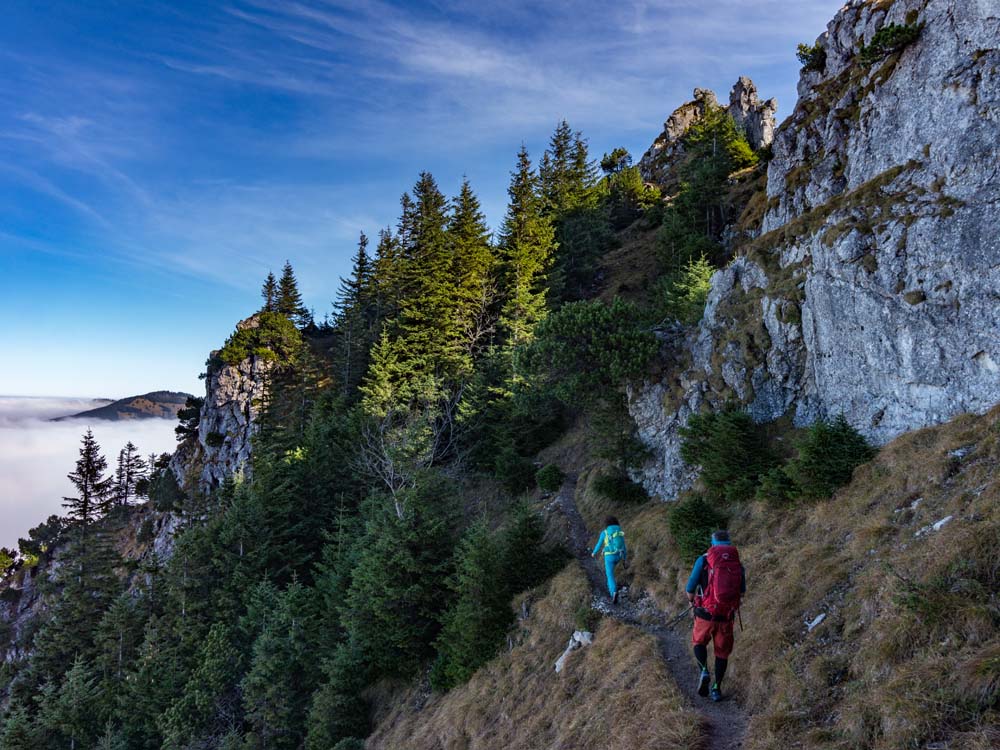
[54,391,192,421]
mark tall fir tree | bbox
[112,442,147,508]
[261,272,278,313]
[448,179,497,358]
[334,232,376,397]
[277,261,310,328]
[497,147,555,350]
[64,429,111,527]
[363,173,468,412]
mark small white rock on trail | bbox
[554,474,749,750]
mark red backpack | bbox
[699,545,743,618]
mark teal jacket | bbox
[592,525,627,560]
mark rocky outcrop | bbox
[170,315,273,494]
[728,76,777,153]
[631,0,1000,499]
[639,78,776,187]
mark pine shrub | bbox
[535,464,565,492]
[859,22,923,65]
[785,414,876,499]
[494,446,537,494]
[679,407,777,503]
[668,495,727,564]
[592,471,648,504]
[796,42,826,72]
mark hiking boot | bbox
[697,669,711,697]
[710,684,723,702]
[611,590,619,604]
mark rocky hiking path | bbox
[554,474,749,750]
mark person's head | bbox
[711,529,730,544]
[605,516,620,528]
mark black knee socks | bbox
[714,657,728,687]
[694,644,708,670]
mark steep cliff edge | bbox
[631,0,1000,498]
[170,314,273,495]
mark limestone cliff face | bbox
[639,78,777,188]
[171,314,272,494]
[631,0,1000,498]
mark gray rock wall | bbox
[631,0,1000,499]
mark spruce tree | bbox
[341,475,456,677]
[241,581,321,750]
[64,429,111,527]
[112,441,147,508]
[396,172,465,383]
[497,147,555,349]
[449,179,496,358]
[277,261,310,327]
[261,271,278,312]
[371,227,402,325]
[432,520,510,690]
[334,232,376,396]
[539,121,592,216]
[36,655,104,750]
[0,705,36,749]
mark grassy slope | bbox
[366,565,704,750]
[556,406,1000,749]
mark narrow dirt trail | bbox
[554,474,749,750]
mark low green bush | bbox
[668,495,727,564]
[786,414,876,499]
[574,599,601,632]
[592,471,648,504]
[679,407,777,503]
[796,42,826,72]
[218,311,303,366]
[535,464,565,492]
[494,445,536,494]
[756,414,876,503]
[859,22,923,65]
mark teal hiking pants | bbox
[604,552,624,596]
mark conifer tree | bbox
[449,179,496,358]
[539,121,593,216]
[277,261,310,327]
[112,441,147,508]
[36,655,104,750]
[431,520,510,690]
[497,147,555,349]
[397,172,465,381]
[160,622,244,749]
[371,227,401,325]
[341,475,456,677]
[334,232,376,396]
[64,429,111,527]
[0,704,36,750]
[261,272,279,312]
[241,581,321,750]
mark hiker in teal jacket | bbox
[592,516,627,603]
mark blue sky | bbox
[0,0,840,398]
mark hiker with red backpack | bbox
[686,529,746,702]
[592,516,627,604]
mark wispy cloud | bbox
[0,0,842,296]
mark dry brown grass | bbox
[734,406,1000,749]
[552,406,1000,749]
[366,564,704,750]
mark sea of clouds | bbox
[0,396,179,549]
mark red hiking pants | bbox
[692,615,734,659]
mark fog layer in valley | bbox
[0,397,179,548]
